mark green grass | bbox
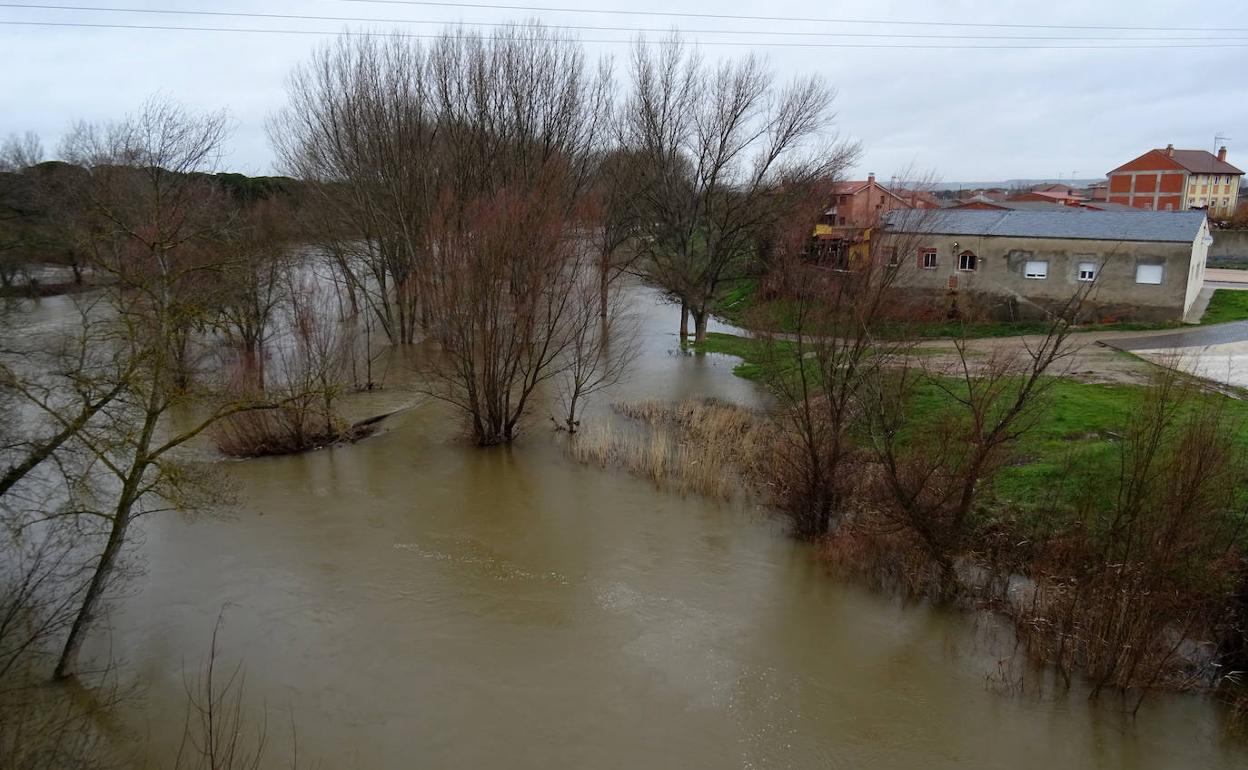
[693,332,793,381]
[693,331,1248,538]
[1199,289,1248,325]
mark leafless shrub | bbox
[860,285,1089,599]
[553,277,639,434]
[1008,365,1247,706]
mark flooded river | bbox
[40,285,1245,768]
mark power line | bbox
[4,18,1248,49]
[329,0,1248,33]
[0,2,1242,41]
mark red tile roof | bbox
[1110,148,1243,176]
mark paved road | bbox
[1112,321,1248,351]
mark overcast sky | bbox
[2,0,1246,183]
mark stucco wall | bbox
[890,233,1198,321]
[1211,229,1248,258]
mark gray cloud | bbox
[1,0,1245,181]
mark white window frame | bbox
[920,248,937,269]
[1135,264,1164,285]
[1077,261,1097,282]
[1023,260,1048,279]
[958,251,978,271]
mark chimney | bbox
[867,172,876,185]
[1218,146,1228,162]
[1165,143,1175,157]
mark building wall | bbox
[1107,169,1188,211]
[891,232,1200,321]
[1182,219,1210,317]
[1210,229,1248,258]
[1187,173,1242,217]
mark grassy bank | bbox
[694,331,1248,536]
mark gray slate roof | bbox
[884,209,1207,243]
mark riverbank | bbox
[685,327,1248,709]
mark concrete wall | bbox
[891,233,1199,322]
[1210,229,1248,258]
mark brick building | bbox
[1107,145,1243,218]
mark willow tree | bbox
[622,36,858,342]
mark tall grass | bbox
[568,399,777,501]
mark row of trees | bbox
[266,28,855,443]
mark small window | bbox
[1136,264,1163,285]
[1024,260,1048,279]
[958,251,978,271]
[881,246,898,266]
[1078,262,1097,282]
[919,248,937,269]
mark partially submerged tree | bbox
[271,33,435,346]
[621,36,858,342]
[45,98,267,679]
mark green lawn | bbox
[692,331,1248,537]
[1199,289,1248,325]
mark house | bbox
[883,209,1212,322]
[812,173,915,266]
[1107,144,1243,217]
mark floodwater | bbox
[30,285,1245,768]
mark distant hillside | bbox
[938,178,1102,191]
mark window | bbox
[919,248,937,269]
[1135,264,1163,285]
[1023,260,1048,279]
[1078,262,1097,282]
[958,251,978,271]
[881,246,898,266]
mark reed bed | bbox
[568,399,777,502]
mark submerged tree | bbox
[621,36,858,342]
[271,33,436,346]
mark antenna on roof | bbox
[1215,133,1231,152]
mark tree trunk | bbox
[599,252,611,319]
[679,302,689,340]
[54,495,134,679]
[693,308,709,344]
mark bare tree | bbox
[554,271,640,434]
[0,132,43,173]
[862,287,1091,598]
[214,198,296,392]
[47,98,265,679]
[271,33,435,346]
[622,36,858,342]
[752,215,915,538]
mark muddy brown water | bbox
[11,286,1245,769]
